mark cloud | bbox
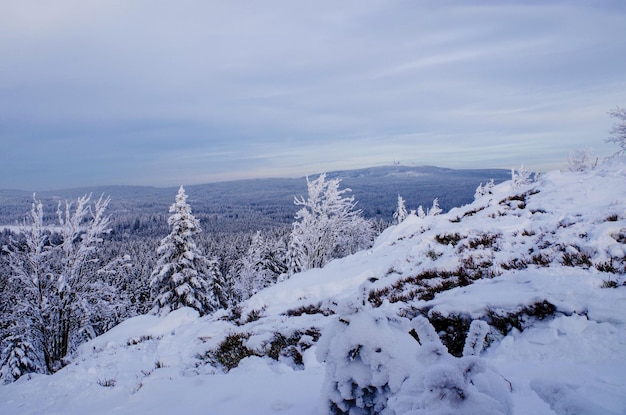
[1,0,625,189]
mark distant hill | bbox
[0,165,510,233]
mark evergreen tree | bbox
[392,195,408,225]
[150,186,227,316]
[428,198,442,216]
[0,335,39,383]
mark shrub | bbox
[426,311,472,357]
[245,308,265,323]
[284,302,334,317]
[486,301,556,335]
[561,251,592,268]
[500,258,528,271]
[263,328,321,368]
[435,233,463,246]
[425,249,442,261]
[601,280,619,289]
[97,378,116,387]
[596,258,620,274]
[200,332,258,372]
[468,233,500,250]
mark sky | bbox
[1,0,625,190]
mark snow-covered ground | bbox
[1,160,625,414]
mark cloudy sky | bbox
[1,0,625,190]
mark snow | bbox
[1,159,626,414]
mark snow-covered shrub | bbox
[263,328,321,369]
[200,332,258,372]
[486,301,556,335]
[317,295,415,415]
[567,148,598,172]
[511,165,534,190]
[385,316,512,415]
[474,179,495,200]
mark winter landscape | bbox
[2,1,626,414]
[0,154,625,414]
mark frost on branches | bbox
[605,106,626,157]
[4,193,112,374]
[288,173,374,274]
[393,195,408,225]
[150,186,228,317]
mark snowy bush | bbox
[567,148,598,172]
[200,332,258,372]
[511,165,534,190]
[317,294,415,415]
[385,316,513,415]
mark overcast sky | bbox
[1,0,625,190]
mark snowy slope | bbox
[1,160,625,415]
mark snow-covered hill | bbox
[1,161,625,415]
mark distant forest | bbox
[1,165,510,237]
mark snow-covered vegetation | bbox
[0,159,625,414]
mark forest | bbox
[0,165,509,379]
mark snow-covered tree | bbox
[393,195,408,225]
[428,198,442,216]
[416,205,426,219]
[150,186,227,316]
[605,106,626,157]
[0,335,39,383]
[567,148,598,172]
[232,230,288,302]
[5,193,112,373]
[288,173,374,274]
[511,164,533,190]
[474,183,485,200]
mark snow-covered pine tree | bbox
[288,173,374,274]
[428,198,442,216]
[150,186,227,316]
[416,205,426,219]
[393,195,408,225]
[0,335,39,383]
[474,183,485,200]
